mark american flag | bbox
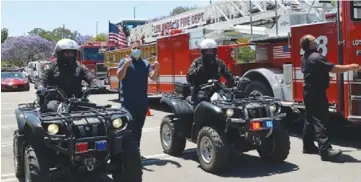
[108,22,127,48]
[256,46,268,61]
[273,45,290,59]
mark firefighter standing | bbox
[300,35,360,161]
[117,40,160,157]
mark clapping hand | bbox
[152,61,160,70]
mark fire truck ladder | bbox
[198,0,294,31]
[348,71,361,123]
[130,0,323,43]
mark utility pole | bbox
[133,6,136,19]
[96,21,98,36]
[62,24,65,38]
[134,4,146,19]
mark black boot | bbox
[320,148,342,161]
[303,145,319,154]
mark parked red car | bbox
[1,72,30,91]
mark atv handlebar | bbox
[200,79,236,93]
[37,85,105,101]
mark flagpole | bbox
[108,20,110,51]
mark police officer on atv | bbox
[37,38,99,112]
[186,39,235,105]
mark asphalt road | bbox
[1,85,361,182]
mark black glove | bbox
[36,86,46,95]
[195,65,205,74]
[236,77,251,91]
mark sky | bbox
[1,0,214,37]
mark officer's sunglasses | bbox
[132,47,140,50]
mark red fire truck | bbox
[77,41,116,86]
[105,1,361,124]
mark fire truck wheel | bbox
[244,80,273,97]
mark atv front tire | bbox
[257,125,290,163]
[13,130,24,178]
[113,137,142,182]
[160,115,186,156]
[24,145,51,182]
[197,126,229,174]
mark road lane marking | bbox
[1,99,35,106]
[1,178,17,182]
[1,127,160,148]
[1,114,15,117]
[1,124,17,129]
[1,108,16,110]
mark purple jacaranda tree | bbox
[1,35,55,66]
[76,34,93,45]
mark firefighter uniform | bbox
[301,49,340,160]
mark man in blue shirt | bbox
[117,40,160,154]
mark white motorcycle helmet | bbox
[200,39,218,61]
[54,39,79,66]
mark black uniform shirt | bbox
[39,61,96,98]
[301,50,335,91]
[186,57,234,88]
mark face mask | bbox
[131,49,141,59]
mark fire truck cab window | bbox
[83,48,104,62]
[121,20,147,31]
[234,45,256,64]
[352,1,361,21]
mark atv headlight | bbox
[112,118,123,129]
[47,124,59,135]
[226,109,234,117]
[270,102,281,114]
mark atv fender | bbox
[192,101,227,140]
[22,113,47,138]
[160,97,193,116]
[15,108,27,133]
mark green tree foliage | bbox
[236,46,256,63]
[170,6,198,16]
[28,28,94,44]
[89,33,107,41]
[1,28,9,43]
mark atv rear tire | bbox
[113,137,142,182]
[13,130,24,178]
[257,125,290,163]
[197,126,229,174]
[160,115,186,156]
[24,145,51,182]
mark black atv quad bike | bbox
[159,79,290,174]
[13,86,142,182]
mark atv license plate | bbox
[13,86,17,88]
[264,121,273,128]
[95,140,107,151]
